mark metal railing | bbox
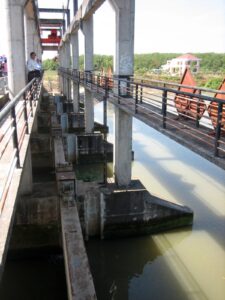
[0,78,42,213]
[58,67,225,160]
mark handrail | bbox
[0,78,35,121]
[58,67,225,162]
[58,67,225,101]
[0,76,42,214]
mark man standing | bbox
[27,52,41,82]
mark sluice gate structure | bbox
[0,0,224,299]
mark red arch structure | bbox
[174,68,206,119]
[208,78,225,133]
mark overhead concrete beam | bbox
[59,0,105,47]
[82,0,105,20]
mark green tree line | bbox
[43,53,225,88]
[43,53,225,73]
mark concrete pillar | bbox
[58,48,63,93]
[64,41,71,100]
[110,0,135,77]
[110,0,135,186]
[3,0,27,97]
[82,16,94,133]
[114,108,132,186]
[71,32,79,113]
[24,12,35,62]
[61,46,67,96]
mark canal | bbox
[86,102,225,300]
[0,100,224,300]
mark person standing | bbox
[27,52,41,82]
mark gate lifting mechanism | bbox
[41,29,61,44]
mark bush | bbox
[42,59,58,70]
[204,77,223,90]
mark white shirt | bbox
[27,58,41,72]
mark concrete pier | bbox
[71,32,80,113]
[82,16,94,133]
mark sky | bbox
[0,0,225,59]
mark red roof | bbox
[176,54,200,60]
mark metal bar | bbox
[0,79,35,122]
[162,89,167,129]
[140,80,143,104]
[11,107,20,167]
[135,84,138,114]
[214,102,223,156]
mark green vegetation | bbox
[43,52,225,89]
[42,58,58,70]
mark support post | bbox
[71,32,79,113]
[114,108,132,186]
[82,16,94,133]
[110,0,135,186]
[3,0,27,97]
[65,41,71,100]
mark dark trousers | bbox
[28,70,41,82]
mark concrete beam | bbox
[60,199,97,300]
[82,0,105,20]
[59,0,105,46]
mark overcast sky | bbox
[0,0,225,58]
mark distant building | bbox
[161,54,201,76]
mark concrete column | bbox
[110,0,135,77]
[61,46,67,96]
[71,32,79,113]
[58,48,63,93]
[64,41,71,100]
[3,0,27,97]
[114,108,132,186]
[24,12,35,62]
[110,0,135,186]
[82,16,94,133]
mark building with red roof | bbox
[161,53,201,76]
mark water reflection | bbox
[87,233,191,300]
[93,101,225,300]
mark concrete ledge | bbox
[60,198,96,300]
[100,180,193,239]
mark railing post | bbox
[135,83,138,113]
[214,102,223,157]
[24,96,29,134]
[196,90,201,128]
[103,77,108,184]
[162,89,167,129]
[11,106,20,167]
[29,85,34,118]
[140,80,143,104]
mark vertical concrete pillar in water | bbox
[71,32,79,113]
[110,0,135,186]
[64,41,71,100]
[114,108,132,186]
[3,0,27,97]
[82,16,94,133]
